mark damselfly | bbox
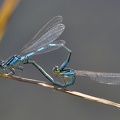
[53,53,120,87]
[0,16,74,87]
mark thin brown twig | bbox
[0,73,120,108]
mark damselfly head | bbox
[52,66,60,75]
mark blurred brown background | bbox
[0,0,120,120]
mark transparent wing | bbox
[35,40,66,55]
[75,70,120,85]
[21,16,63,52]
[20,23,65,56]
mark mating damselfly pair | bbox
[1,16,120,88]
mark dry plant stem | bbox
[0,73,120,108]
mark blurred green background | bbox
[0,0,120,120]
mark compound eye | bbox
[55,66,59,70]
[0,60,4,68]
[53,66,59,72]
[1,60,4,63]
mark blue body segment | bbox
[37,47,44,52]
[49,44,57,46]
[25,52,35,57]
[2,55,21,67]
[62,69,74,77]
